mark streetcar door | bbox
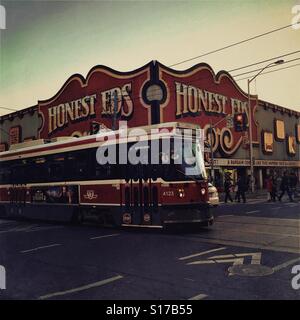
[122,178,143,225]
[122,164,153,225]
[13,185,26,205]
[140,165,152,225]
[133,164,153,225]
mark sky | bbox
[0,0,299,116]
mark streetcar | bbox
[0,122,213,228]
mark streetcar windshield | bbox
[161,138,207,182]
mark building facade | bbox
[0,61,299,189]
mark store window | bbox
[263,131,273,154]
[287,136,296,156]
[274,119,285,141]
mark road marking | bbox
[184,278,195,282]
[215,258,244,266]
[90,233,120,240]
[272,257,300,272]
[286,204,299,207]
[178,247,226,261]
[26,226,64,233]
[246,210,260,214]
[218,215,234,218]
[187,260,215,265]
[21,243,62,253]
[186,252,262,270]
[170,234,300,254]
[0,225,37,234]
[208,253,262,264]
[208,254,233,259]
[235,252,262,264]
[38,275,123,300]
[188,293,208,300]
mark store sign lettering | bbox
[48,94,97,134]
[47,83,134,135]
[175,82,249,118]
[101,83,133,118]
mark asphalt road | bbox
[0,196,299,300]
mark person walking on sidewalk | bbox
[234,183,239,202]
[289,172,298,198]
[265,175,273,202]
[271,175,278,201]
[236,175,247,203]
[279,171,293,202]
[224,174,233,203]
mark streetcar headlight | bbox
[178,188,185,198]
[201,188,206,195]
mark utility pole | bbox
[112,90,118,131]
[247,59,284,192]
[209,120,214,184]
[247,80,254,193]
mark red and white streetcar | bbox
[0,122,213,228]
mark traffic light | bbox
[234,113,247,132]
[90,121,100,135]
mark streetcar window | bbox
[0,166,10,184]
[11,165,25,184]
[33,157,48,182]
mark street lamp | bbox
[247,59,284,192]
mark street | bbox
[0,195,299,300]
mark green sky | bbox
[0,0,299,115]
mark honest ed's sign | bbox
[38,61,258,157]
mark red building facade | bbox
[0,61,299,189]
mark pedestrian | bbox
[236,175,247,203]
[246,175,251,191]
[271,175,278,202]
[289,172,298,198]
[224,174,233,203]
[234,183,239,201]
[278,171,293,202]
[265,175,273,202]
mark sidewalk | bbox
[218,188,300,202]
